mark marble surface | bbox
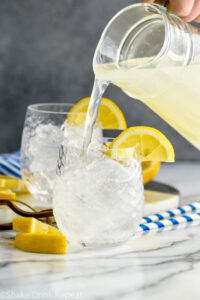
[1,162,200,300]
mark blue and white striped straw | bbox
[137,201,200,233]
[141,202,200,224]
[137,212,200,232]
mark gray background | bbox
[0,0,200,160]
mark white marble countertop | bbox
[1,162,200,300]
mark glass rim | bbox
[27,103,87,115]
[104,138,140,150]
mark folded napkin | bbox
[0,151,21,178]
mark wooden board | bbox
[144,181,180,217]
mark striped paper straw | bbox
[137,212,200,232]
[141,202,200,224]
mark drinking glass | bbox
[21,103,89,202]
[53,136,144,248]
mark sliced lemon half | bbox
[110,126,175,162]
[68,97,127,129]
[142,161,161,184]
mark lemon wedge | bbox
[13,218,66,254]
[13,217,62,235]
[0,176,28,192]
[110,126,175,162]
[14,233,67,254]
[68,97,127,129]
[0,189,16,200]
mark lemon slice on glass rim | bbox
[67,97,127,129]
[109,126,175,184]
[110,126,175,162]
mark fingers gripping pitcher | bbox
[91,3,200,150]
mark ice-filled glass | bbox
[53,134,144,248]
[20,103,94,202]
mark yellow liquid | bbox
[95,59,200,149]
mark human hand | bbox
[142,0,200,22]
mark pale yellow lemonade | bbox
[95,59,200,149]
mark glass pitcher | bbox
[93,3,200,149]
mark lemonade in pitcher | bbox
[95,59,200,149]
[83,3,200,152]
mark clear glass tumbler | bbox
[53,136,144,248]
[21,103,89,202]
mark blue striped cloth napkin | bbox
[0,151,21,178]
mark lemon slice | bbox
[14,233,67,254]
[142,161,161,184]
[0,176,28,192]
[0,189,16,200]
[13,217,62,235]
[110,126,175,162]
[68,97,127,129]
